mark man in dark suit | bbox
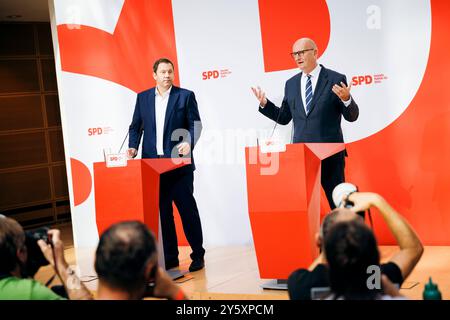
[128,58,205,272]
[252,38,359,208]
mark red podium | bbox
[245,143,344,289]
[93,158,190,275]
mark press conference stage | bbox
[34,224,449,300]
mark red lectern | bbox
[93,158,190,276]
[245,143,345,289]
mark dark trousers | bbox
[159,167,205,264]
[321,151,346,209]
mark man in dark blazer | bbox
[128,58,205,272]
[252,38,359,208]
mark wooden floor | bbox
[35,223,450,300]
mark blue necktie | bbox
[305,74,313,114]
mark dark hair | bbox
[0,216,25,274]
[321,209,341,240]
[95,221,157,294]
[324,220,380,300]
[321,208,363,241]
[153,58,174,73]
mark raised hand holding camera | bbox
[346,192,382,213]
[37,229,68,271]
[332,182,368,220]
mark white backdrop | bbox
[49,0,431,253]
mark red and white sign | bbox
[49,0,450,258]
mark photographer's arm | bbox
[347,192,424,280]
[153,267,187,300]
[308,253,326,271]
[38,230,93,300]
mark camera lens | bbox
[332,183,357,208]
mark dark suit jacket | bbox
[259,65,359,143]
[128,86,202,170]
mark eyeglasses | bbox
[290,48,315,58]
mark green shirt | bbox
[0,276,65,300]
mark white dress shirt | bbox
[155,86,172,155]
[301,64,351,114]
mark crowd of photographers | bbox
[0,215,186,300]
[0,186,424,300]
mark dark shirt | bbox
[287,262,403,300]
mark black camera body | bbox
[341,197,366,219]
[24,227,50,277]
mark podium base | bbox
[167,268,188,280]
[261,279,288,290]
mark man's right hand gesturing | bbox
[251,86,268,108]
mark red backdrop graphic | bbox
[345,0,450,244]
[61,0,450,245]
[70,158,92,206]
[57,0,179,93]
[257,0,330,72]
[61,0,188,245]
[256,0,450,244]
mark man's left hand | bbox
[176,142,191,156]
[332,81,352,102]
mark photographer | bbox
[324,219,406,299]
[0,215,92,300]
[95,221,187,300]
[287,192,424,300]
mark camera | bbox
[332,183,365,218]
[24,227,50,277]
[25,227,69,298]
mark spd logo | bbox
[202,69,232,80]
[352,74,388,86]
[88,126,113,136]
[88,127,103,136]
[202,70,219,80]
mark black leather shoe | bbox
[165,260,179,270]
[189,259,205,272]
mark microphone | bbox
[258,96,288,153]
[118,131,129,154]
[120,123,143,155]
[268,99,285,140]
